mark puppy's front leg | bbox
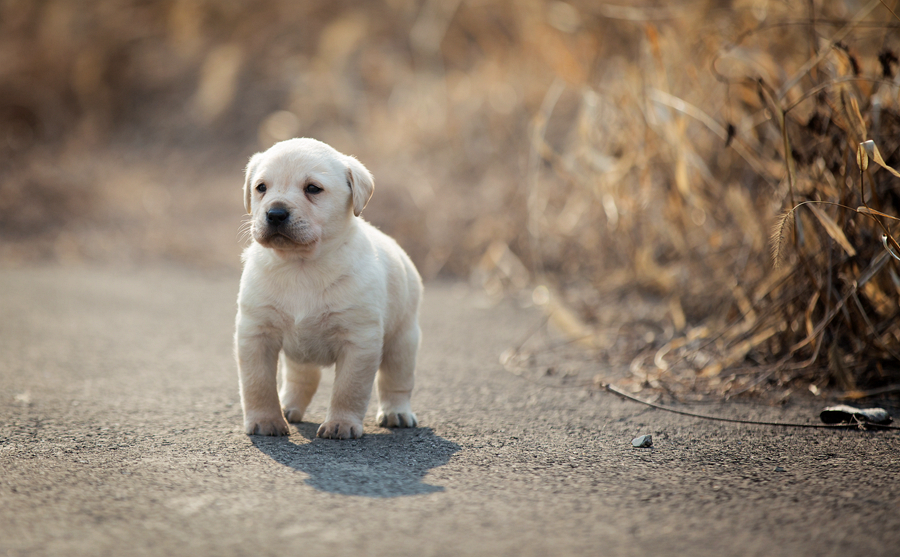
[317,347,380,440]
[235,321,290,436]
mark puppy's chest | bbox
[279,305,350,365]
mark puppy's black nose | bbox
[266,207,290,224]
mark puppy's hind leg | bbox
[279,354,321,423]
[376,322,420,428]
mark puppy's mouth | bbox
[253,225,319,250]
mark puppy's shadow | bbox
[251,423,460,498]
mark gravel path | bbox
[1,265,898,556]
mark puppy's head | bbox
[243,138,374,255]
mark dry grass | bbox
[519,0,900,398]
[2,0,900,395]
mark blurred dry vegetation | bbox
[2,0,900,397]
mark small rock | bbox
[632,434,652,448]
[774,466,785,472]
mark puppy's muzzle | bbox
[255,202,318,248]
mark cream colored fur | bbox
[234,138,422,439]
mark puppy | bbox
[234,138,423,439]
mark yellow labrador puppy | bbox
[235,138,422,439]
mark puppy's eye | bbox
[305,184,323,195]
[256,183,267,193]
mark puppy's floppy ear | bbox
[345,155,374,217]
[243,152,263,214]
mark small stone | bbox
[774,466,785,472]
[632,434,652,448]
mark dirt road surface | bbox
[1,265,898,556]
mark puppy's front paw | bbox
[317,419,363,439]
[245,414,291,436]
[376,409,418,428]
